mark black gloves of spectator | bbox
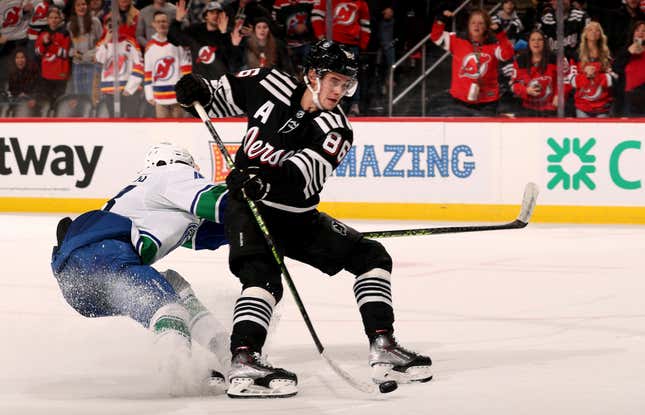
[175,74,212,107]
[226,167,271,201]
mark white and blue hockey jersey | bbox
[103,162,228,264]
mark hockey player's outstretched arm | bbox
[176,69,261,118]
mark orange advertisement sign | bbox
[210,142,241,182]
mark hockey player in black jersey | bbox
[175,40,432,398]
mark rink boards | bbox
[1,118,645,223]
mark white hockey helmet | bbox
[144,142,195,168]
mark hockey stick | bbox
[194,103,378,395]
[361,182,539,239]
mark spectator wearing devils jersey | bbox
[95,20,144,117]
[311,0,370,50]
[570,21,615,117]
[431,8,514,116]
[0,0,31,88]
[28,1,69,44]
[312,0,370,115]
[169,0,243,79]
[144,11,191,118]
[35,7,71,107]
[511,29,562,117]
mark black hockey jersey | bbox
[202,67,353,212]
[168,21,243,78]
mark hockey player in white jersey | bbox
[51,143,230,395]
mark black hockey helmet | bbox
[304,39,359,80]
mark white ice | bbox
[2,213,645,415]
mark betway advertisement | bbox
[1,120,644,222]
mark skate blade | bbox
[372,363,433,384]
[227,378,297,399]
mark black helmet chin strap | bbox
[304,73,324,111]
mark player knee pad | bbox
[149,303,191,339]
[347,238,393,275]
[233,257,283,303]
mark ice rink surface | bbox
[2,213,645,415]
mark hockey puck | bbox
[378,380,398,394]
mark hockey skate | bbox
[227,347,298,398]
[369,331,433,384]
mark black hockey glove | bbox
[226,167,271,201]
[175,73,212,107]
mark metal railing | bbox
[387,0,502,116]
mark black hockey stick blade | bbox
[362,182,539,239]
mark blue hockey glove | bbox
[226,167,271,201]
[175,74,212,107]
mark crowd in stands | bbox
[0,0,643,118]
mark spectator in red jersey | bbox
[8,48,43,105]
[242,16,293,74]
[67,0,103,98]
[35,7,71,108]
[430,8,514,116]
[614,20,645,116]
[511,29,562,117]
[570,21,616,118]
[311,0,370,115]
[103,0,140,39]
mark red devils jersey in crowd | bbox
[168,20,242,79]
[28,0,68,40]
[35,26,71,81]
[0,0,29,41]
[272,0,316,48]
[570,60,615,114]
[311,0,370,50]
[201,67,353,212]
[431,20,514,104]
[511,54,562,112]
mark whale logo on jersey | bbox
[154,56,176,81]
[580,84,603,101]
[2,6,21,28]
[286,12,308,36]
[334,2,358,26]
[459,52,492,79]
[196,46,217,64]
